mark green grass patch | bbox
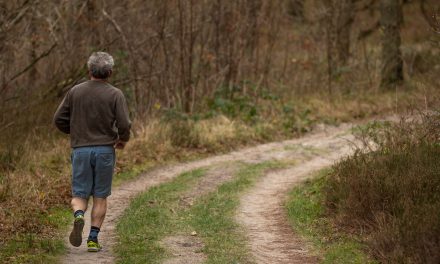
[116,168,207,263]
[113,161,158,186]
[0,207,71,264]
[286,170,376,264]
[116,161,283,264]
[189,162,281,264]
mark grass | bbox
[0,87,438,262]
[0,235,65,264]
[116,161,282,264]
[113,161,157,186]
[286,169,376,264]
[116,168,207,263]
[0,207,71,264]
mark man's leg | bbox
[70,147,93,247]
[69,197,88,247]
[91,197,107,228]
[71,197,88,213]
[87,146,115,252]
[86,197,107,252]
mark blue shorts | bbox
[71,146,115,199]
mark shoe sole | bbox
[69,218,84,247]
[87,247,101,252]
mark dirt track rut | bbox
[236,132,355,263]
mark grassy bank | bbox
[286,170,375,264]
[116,162,281,264]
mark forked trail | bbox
[61,122,357,264]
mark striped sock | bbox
[74,210,84,218]
[88,226,100,243]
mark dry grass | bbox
[0,136,71,238]
[325,113,440,263]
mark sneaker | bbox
[87,240,102,252]
[69,215,84,247]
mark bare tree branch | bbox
[5,42,57,84]
[354,0,377,13]
[420,0,440,34]
[102,7,140,110]
[358,21,380,40]
[0,0,33,34]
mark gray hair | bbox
[87,52,114,79]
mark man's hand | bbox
[114,140,127,149]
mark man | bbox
[53,51,131,252]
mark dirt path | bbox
[236,133,355,264]
[61,123,355,264]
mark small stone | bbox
[190,231,197,236]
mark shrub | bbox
[325,114,440,263]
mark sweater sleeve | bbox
[53,91,71,134]
[115,90,132,142]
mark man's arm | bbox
[53,92,71,134]
[115,90,131,144]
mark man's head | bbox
[87,52,114,80]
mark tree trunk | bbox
[324,0,355,79]
[337,0,355,65]
[380,0,403,89]
[287,0,304,22]
[28,6,38,92]
[87,0,102,48]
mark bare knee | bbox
[92,197,108,214]
[93,197,107,206]
[71,197,88,211]
[91,197,107,227]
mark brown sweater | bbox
[53,80,131,148]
